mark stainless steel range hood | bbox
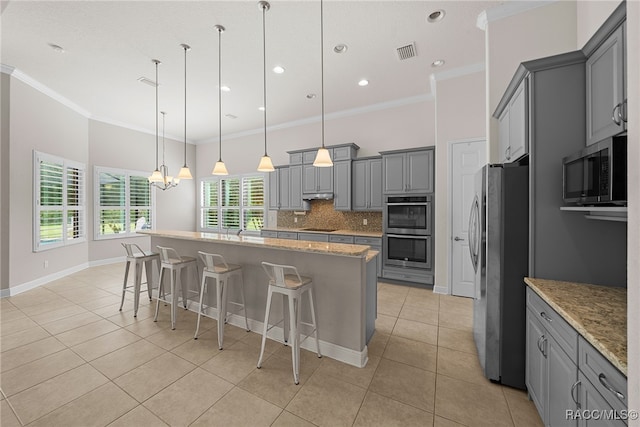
[302,193,333,200]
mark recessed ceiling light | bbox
[431,59,445,67]
[306,93,317,99]
[333,44,348,54]
[258,106,265,111]
[225,114,237,119]
[427,9,445,23]
[48,43,65,53]
[358,79,369,87]
[272,66,285,74]
[221,86,231,92]
[137,77,157,87]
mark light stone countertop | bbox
[524,277,627,375]
[139,230,370,257]
[262,227,383,238]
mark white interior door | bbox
[450,139,486,297]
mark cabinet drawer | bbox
[579,336,627,413]
[526,288,578,362]
[277,231,298,240]
[329,235,354,244]
[260,230,278,238]
[354,236,382,247]
[297,232,329,242]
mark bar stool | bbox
[119,243,160,317]
[257,262,321,385]
[153,246,199,330]
[194,251,249,349]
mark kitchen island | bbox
[138,230,378,367]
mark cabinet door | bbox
[586,24,625,145]
[527,308,547,417]
[383,153,406,193]
[578,372,627,427]
[498,108,510,163]
[279,167,291,210]
[508,77,528,162]
[333,161,351,211]
[369,158,383,210]
[268,169,280,209]
[302,164,317,193]
[547,335,579,427]
[352,160,368,210]
[317,166,333,193]
[407,150,434,193]
[289,165,304,210]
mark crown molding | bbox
[89,114,191,145]
[198,93,434,145]
[432,62,485,82]
[477,1,558,30]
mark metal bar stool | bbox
[119,243,160,317]
[194,251,249,349]
[257,262,321,384]
[153,246,199,330]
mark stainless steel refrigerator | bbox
[468,163,529,390]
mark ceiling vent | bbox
[137,76,157,87]
[396,42,417,61]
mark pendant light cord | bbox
[155,60,159,170]
[262,4,268,156]
[320,0,325,150]
[183,45,188,167]
[218,28,223,162]
[161,111,166,168]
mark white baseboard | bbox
[89,256,125,267]
[433,284,449,295]
[0,263,90,298]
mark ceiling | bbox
[1,0,504,144]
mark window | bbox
[200,175,265,233]
[33,151,86,251]
[95,167,154,239]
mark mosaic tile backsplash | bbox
[276,199,382,232]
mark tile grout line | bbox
[1,387,26,427]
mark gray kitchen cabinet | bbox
[297,232,329,242]
[277,231,298,240]
[381,148,434,194]
[578,371,627,427]
[302,163,333,194]
[353,157,383,211]
[498,77,528,163]
[355,236,382,277]
[329,235,354,244]
[289,165,304,210]
[260,230,278,238]
[268,166,290,210]
[585,21,626,146]
[268,168,279,210]
[526,288,579,426]
[333,161,352,211]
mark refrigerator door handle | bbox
[468,196,480,273]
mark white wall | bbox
[433,71,486,292]
[577,0,623,47]
[195,99,435,177]
[486,1,578,162]
[1,73,10,291]
[8,78,89,287]
[622,0,639,421]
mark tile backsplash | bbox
[276,200,382,232]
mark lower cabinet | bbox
[526,287,629,427]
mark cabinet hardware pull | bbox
[598,373,625,400]
[612,103,622,125]
[454,237,465,241]
[506,146,511,160]
[570,380,581,408]
[542,337,547,358]
[537,335,545,354]
[621,98,628,123]
[540,311,553,322]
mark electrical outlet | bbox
[294,217,298,223]
[363,219,368,225]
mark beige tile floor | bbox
[0,263,543,427]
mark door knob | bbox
[454,236,465,241]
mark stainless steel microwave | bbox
[562,136,627,205]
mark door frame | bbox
[442,137,486,295]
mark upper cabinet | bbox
[267,165,306,211]
[585,19,626,145]
[498,77,529,163]
[381,148,434,194]
[353,157,383,211]
[302,150,333,194]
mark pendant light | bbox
[212,24,229,175]
[313,0,333,167]
[148,59,164,183]
[256,1,275,172]
[159,111,178,187]
[177,43,193,180]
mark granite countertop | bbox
[262,227,383,238]
[139,230,370,257]
[524,277,627,375]
[366,250,379,263]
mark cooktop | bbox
[301,228,338,232]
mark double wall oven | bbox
[383,195,432,270]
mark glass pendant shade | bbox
[212,160,229,176]
[149,169,163,182]
[257,155,275,172]
[177,166,193,180]
[313,147,333,167]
